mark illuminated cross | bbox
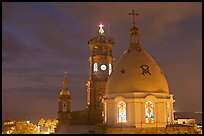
[99,23,104,35]
[99,24,104,29]
[129,9,139,27]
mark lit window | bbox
[109,64,112,75]
[118,101,127,123]
[93,63,98,72]
[145,101,154,123]
[104,102,107,122]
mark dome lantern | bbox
[128,10,141,52]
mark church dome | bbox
[106,23,169,94]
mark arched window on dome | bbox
[145,101,154,123]
[93,63,98,72]
[117,101,127,123]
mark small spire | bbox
[63,71,68,89]
[99,23,105,35]
[129,9,138,27]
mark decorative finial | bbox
[99,23,104,35]
[129,10,138,27]
[63,71,68,89]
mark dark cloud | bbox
[2,31,30,62]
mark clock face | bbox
[100,64,107,71]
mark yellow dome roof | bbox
[106,48,169,94]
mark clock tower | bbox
[86,24,115,124]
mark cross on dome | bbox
[129,9,139,27]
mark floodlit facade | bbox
[55,10,186,134]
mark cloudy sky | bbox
[2,2,202,123]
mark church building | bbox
[54,10,198,134]
[103,10,175,128]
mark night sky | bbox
[2,2,202,123]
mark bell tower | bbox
[86,24,115,124]
[58,72,71,125]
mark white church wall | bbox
[156,102,167,127]
[135,102,142,128]
[127,101,135,126]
